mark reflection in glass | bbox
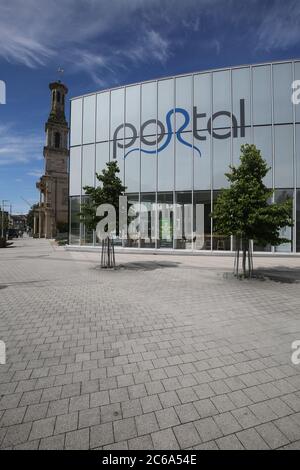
[273,62,293,124]
[140,193,156,248]
[274,189,293,252]
[70,99,82,147]
[193,191,211,250]
[70,197,80,244]
[212,191,230,250]
[82,144,95,191]
[252,65,272,125]
[69,146,81,196]
[274,125,293,188]
[83,95,96,144]
[253,126,273,188]
[157,192,173,248]
[96,92,110,142]
[174,192,192,249]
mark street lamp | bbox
[1,199,10,238]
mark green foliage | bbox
[80,161,126,233]
[212,144,293,247]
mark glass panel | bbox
[212,70,231,128]
[274,189,293,252]
[141,81,157,135]
[297,189,300,252]
[295,62,300,123]
[81,196,93,245]
[212,191,230,250]
[141,149,156,192]
[82,144,95,192]
[193,73,212,131]
[110,88,124,141]
[124,137,139,193]
[70,98,82,146]
[273,62,293,124]
[194,134,211,190]
[96,142,110,186]
[175,76,192,132]
[193,191,211,250]
[296,124,300,187]
[252,65,272,125]
[82,95,96,144]
[253,126,273,188]
[110,140,124,186]
[157,192,173,248]
[69,196,80,244]
[174,192,192,249]
[213,132,231,188]
[158,79,174,134]
[176,132,192,190]
[232,67,251,127]
[69,146,81,196]
[253,193,273,252]
[140,193,156,248]
[96,92,110,142]
[124,194,139,247]
[125,85,140,138]
[274,124,293,188]
[232,127,252,167]
[158,135,174,191]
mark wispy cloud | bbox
[0,123,43,166]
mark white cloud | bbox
[27,169,43,177]
[0,123,43,166]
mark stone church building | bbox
[34,81,69,238]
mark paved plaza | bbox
[0,238,300,450]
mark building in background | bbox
[35,81,69,238]
[10,214,27,232]
[68,60,300,254]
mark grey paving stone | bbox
[1,422,32,448]
[175,403,200,424]
[151,428,180,450]
[54,412,78,434]
[135,412,159,436]
[114,417,137,442]
[65,428,89,450]
[173,423,201,448]
[0,407,26,426]
[214,412,242,435]
[194,417,222,442]
[69,394,90,412]
[90,423,114,448]
[141,395,162,414]
[128,434,154,450]
[236,428,269,450]
[256,422,289,449]
[159,391,181,408]
[90,391,110,408]
[24,403,49,422]
[29,417,56,441]
[193,399,218,418]
[79,408,101,428]
[155,407,180,429]
[39,434,65,450]
[121,399,143,418]
[100,403,122,423]
[216,435,244,450]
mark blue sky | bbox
[0,0,300,214]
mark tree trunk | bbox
[101,237,115,268]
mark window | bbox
[54,132,60,148]
[57,91,61,103]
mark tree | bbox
[80,161,126,268]
[211,144,293,278]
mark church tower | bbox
[35,81,69,238]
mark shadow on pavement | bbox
[94,261,181,271]
[255,266,300,283]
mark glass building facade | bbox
[69,60,300,253]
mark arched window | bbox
[54,132,61,148]
[57,91,61,103]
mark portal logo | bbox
[0,80,6,105]
[113,99,246,159]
